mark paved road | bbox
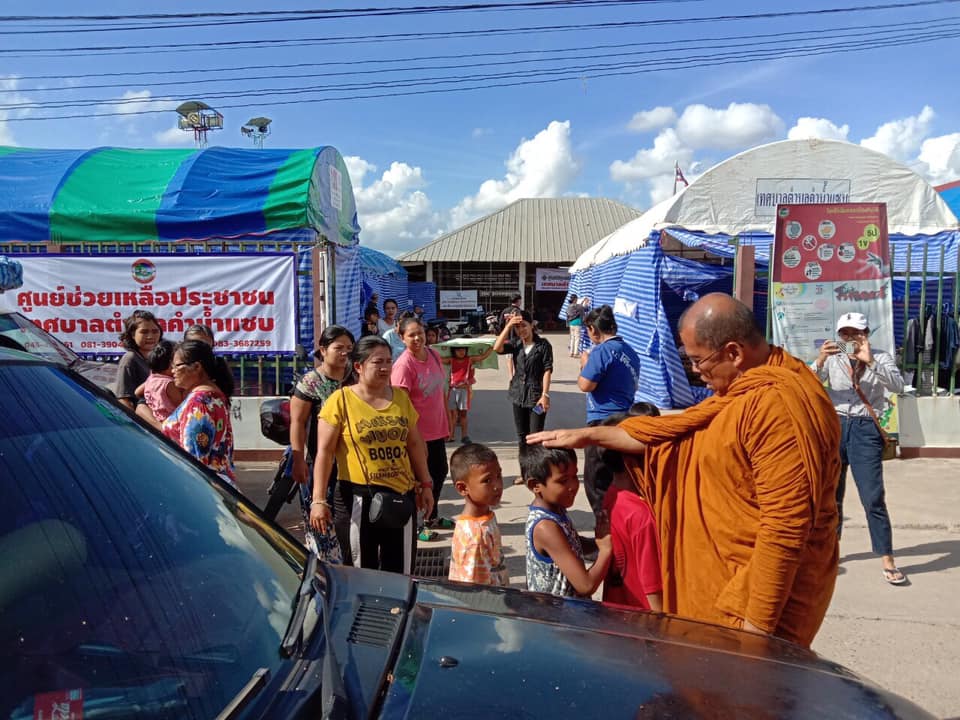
[237,331,960,718]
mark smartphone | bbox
[836,340,858,354]
[532,403,545,415]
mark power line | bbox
[4,21,957,121]
[0,1,697,35]
[6,16,956,96]
[0,0,955,56]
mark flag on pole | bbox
[675,162,689,187]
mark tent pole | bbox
[733,244,756,310]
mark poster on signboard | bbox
[13,253,297,354]
[535,267,570,292]
[439,289,478,310]
[771,202,897,433]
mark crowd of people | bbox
[119,290,906,650]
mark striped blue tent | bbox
[409,281,438,320]
[358,246,409,317]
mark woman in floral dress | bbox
[162,340,236,484]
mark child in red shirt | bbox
[441,344,493,444]
[599,404,663,611]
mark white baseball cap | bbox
[836,312,868,332]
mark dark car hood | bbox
[371,580,934,719]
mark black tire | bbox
[263,453,295,522]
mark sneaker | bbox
[418,528,438,541]
[434,517,456,530]
[461,436,471,444]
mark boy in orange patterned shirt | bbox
[448,443,509,586]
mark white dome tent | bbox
[567,139,960,409]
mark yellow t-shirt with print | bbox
[320,386,420,494]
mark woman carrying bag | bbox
[309,335,434,573]
[289,324,355,560]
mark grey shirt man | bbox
[812,349,904,417]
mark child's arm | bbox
[470,344,495,363]
[165,380,186,407]
[439,355,451,365]
[134,381,146,398]
[533,520,612,596]
[646,593,663,612]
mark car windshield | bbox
[0,312,78,366]
[0,361,304,720]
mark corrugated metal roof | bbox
[397,197,641,263]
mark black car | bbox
[0,348,935,719]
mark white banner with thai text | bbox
[439,289,478,310]
[14,254,296,354]
[535,267,570,291]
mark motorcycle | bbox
[257,347,309,522]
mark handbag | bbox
[341,390,417,528]
[850,371,898,461]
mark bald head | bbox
[679,293,766,351]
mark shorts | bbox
[447,386,470,411]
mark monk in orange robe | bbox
[528,294,839,647]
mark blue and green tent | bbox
[0,145,363,343]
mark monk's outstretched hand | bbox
[525,428,592,449]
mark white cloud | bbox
[787,117,850,142]
[675,102,783,149]
[609,128,693,183]
[917,133,960,185]
[0,76,34,146]
[471,127,493,138]
[450,120,581,227]
[347,157,446,255]
[97,89,179,119]
[344,156,376,189]
[860,105,934,161]
[153,126,197,147]
[627,106,677,133]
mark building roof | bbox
[397,197,641,264]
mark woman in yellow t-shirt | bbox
[310,335,434,573]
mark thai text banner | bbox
[439,289,478,310]
[14,254,297,354]
[754,178,851,218]
[535,267,570,292]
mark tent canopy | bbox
[575,138,960,271]
[0,146,359,246]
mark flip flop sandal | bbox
[418,528,438,542]
[883,567,908,585]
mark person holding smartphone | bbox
[493,310,553,480]
[812,312,907,586]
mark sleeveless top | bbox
[525,505,584,598]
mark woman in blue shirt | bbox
[577,304,641,516]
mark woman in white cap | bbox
[813,312,907,585]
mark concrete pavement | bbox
[237,331,960,718]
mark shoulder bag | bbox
[850,367,898,461]
[341,389,417,528]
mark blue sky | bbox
[3,0,960,255]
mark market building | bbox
[397,197,641,328]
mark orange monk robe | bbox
[621,346,840,647]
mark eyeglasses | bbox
[683,346,725,370]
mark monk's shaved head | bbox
[679,293,766,350]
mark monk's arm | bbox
[526,425,645,453]
[743,397,815,633]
